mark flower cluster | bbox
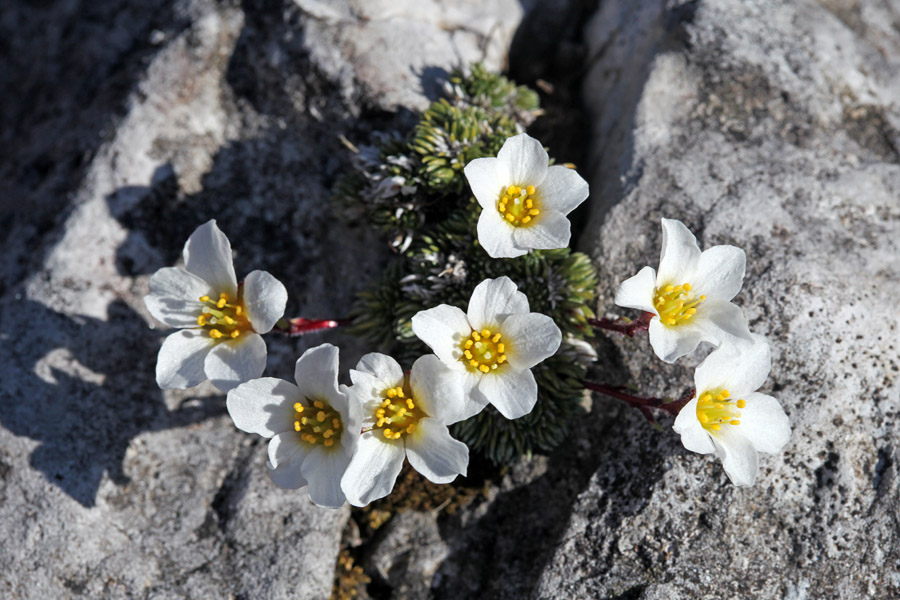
[615,218,790,486]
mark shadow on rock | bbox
[0,297,225,507]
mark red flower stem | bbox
[277,317,352,336]
[588,311,653,337]
[583,381,694,425]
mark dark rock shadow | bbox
[0,297,225,507]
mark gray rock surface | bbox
[0,0,523,597]
[3,0,899,598]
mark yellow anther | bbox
[381,399,391,407]
[235,305,242,315]
[406,424,416,434]
[507,185,517,195]
[711,424,721,431]
[314,400,325,409]
[469,359,479,367]
[324,429,334,438]
[472,331,481,341]
[333,418,340,428]
[396,388,404,398]
[479,365,490,373]
[383,428,393,439]
[209,329,223,339]
[529,209,540,216]
[197,315,207,326]
[465,340,473,349]
[464,350,473,359]
[737,399,747,409]
[683,283,692,291]
[526,185,535,195]
[294,422,301,431]
[497,343,505,353]
[665,285,674,293]
[498,354,507,363]
[216,298,227,309]
[730,420,741,426]
[655,281,704,327]
[481,329,491,337]
[230,330,240,338]
[294,403,304,413]
[406,399,415,410]
[301,417,308,425]
[522,216,532,224]
[317,411,326,422]
[525,199,533,209]
[222,315,235,325]
[388,388,397,398]
[199,295,210,303]
[492,333,502,343]
[324,438,334,447]
[506,213,516,222]
[698,413,709,424]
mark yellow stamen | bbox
[209,329,223,339]
[654,281,705,327]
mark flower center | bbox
[696,388,746,432]
[374,384,425,440]
[460,328,508,374]
[497,184,541,227]
[653,282,706,326]
[196,292,252,339]
[294,399,343,447]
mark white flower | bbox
[144,220,287,391]
[340,353,469,507]
[673,338,790,487]
[464,133,589,258]
[615,218,753,363]
[226,344,361,508]
[411,276,562,420]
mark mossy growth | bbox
[336,63,597,465]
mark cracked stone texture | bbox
[0,0,522,597]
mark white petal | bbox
[268,431,308,470]
[537,165,589,215]
[301,446,350,508]
[205,333,268,392]
[405,418,469,483]
[464,156,507,210]
[477,368,538,419]
[656,218,700,286]
[267,455,307,490]
[293,343,341,402]
[183,220,238,296]
[512,210,571,250]
[734,392,790,455]
[337,385,363,459]
[693,245,746,301]
[497,133,549,185]
[614,266,658,314]
[340,432,405,507]
[351,352,404,388]
[691,299,754,348]
[457,371,491,421]
[409,355,466,424]
[155,329,215,389]
[144,267,210,328]
[647,317,702,363]
[242,270,287,333]
[466,276,530,330]
[411,307,472,366]
[502,313,562,370]
[477,207,526,259]
[694,339,771,396]
[672,397,716,455]
[226,377,300,437]
[712,427,759,487]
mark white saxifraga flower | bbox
[673,339,790,487]
[464,133,589,258]
[144,220,287,391]
[340,353,469,507]
[411,276,562,421]
[226,344,361,508]
[615,218,753,363]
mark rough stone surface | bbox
[4,0,900,598]
[0,0,522,598]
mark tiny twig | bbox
[583,381,694,425]
[276,317,352,336]
[588,311,653,337]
